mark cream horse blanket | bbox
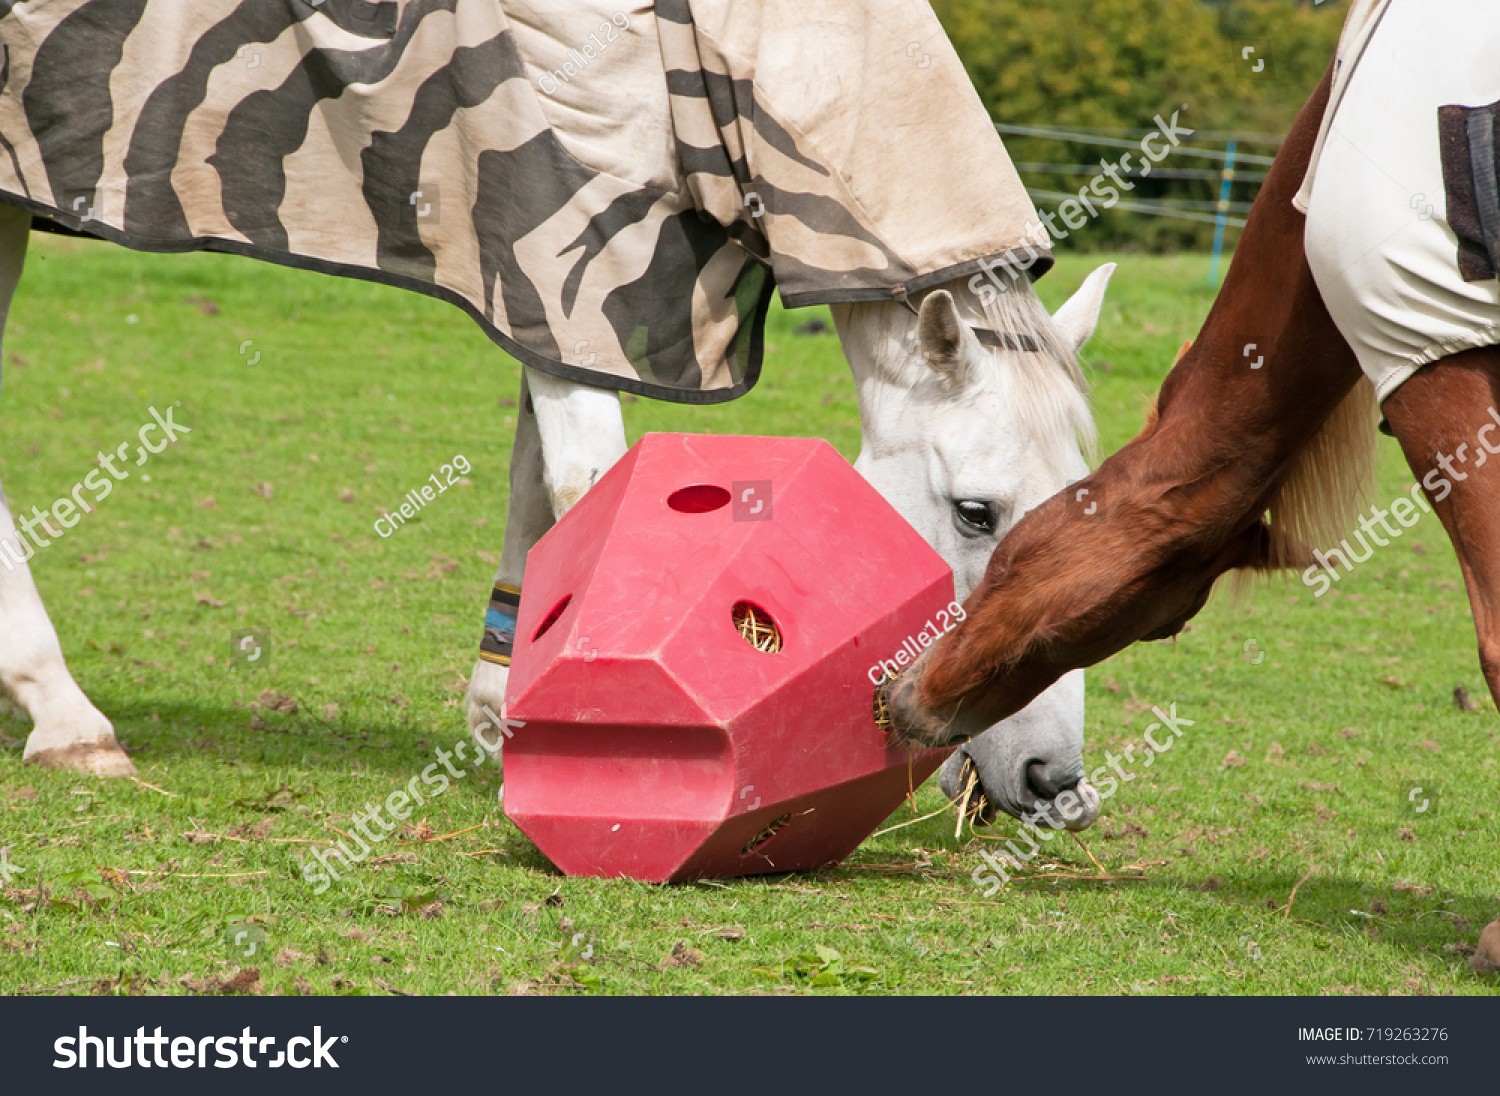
[1299,0,1500,405]
[0,0,1045,402]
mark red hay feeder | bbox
[502,433,954,882]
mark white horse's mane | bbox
[973,277,1098,468]
[859,276,1098,475]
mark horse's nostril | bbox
[1025,760,1082,800]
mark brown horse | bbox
[882,62,1500,973]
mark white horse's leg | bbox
[465,365,627,754]
[464,369,552,747]
[523,366,630,519]
[0,206,133,776]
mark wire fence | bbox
[996,122,1285,278]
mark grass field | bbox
[0,237,1495,996]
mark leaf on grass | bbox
[660,942,702,968]
[49,869,115,912]
[763,944,889,990]
[231,784,301,811]
[402,821,435,842]
[228,816,278,841]
[221,922,271,959]
[365,886,439,916]
[179,967,261,996]
[93,970,148,996]
[251,690,298,714]
[557,964,601,991]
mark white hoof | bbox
[23,707,135,778]
[466,657,509,768]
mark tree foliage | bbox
[932,0,1349,249]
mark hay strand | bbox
[1280,865,1319,919]
[1071,831,1107,875]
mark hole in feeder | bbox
[732,601,782,653]
[532,594,572,642]
[741,813,791,857]
[667,484,730,513]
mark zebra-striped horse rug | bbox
[0,0,1046,402]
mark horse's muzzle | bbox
[878,669,974,749]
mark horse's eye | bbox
[953,500,996,536]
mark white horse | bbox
[0,194,1112,827]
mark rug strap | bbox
[1467,108,1500,276]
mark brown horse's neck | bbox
[1154,66,1361,485]
[915,62,1365,726]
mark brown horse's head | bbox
[880,60,1371,754]
[877,464,1282,751]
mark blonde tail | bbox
[1218,377,1375,605]
[1267,376,1379,570]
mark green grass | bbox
[0,238,1495,996]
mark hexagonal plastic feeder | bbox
[502,433,954,882]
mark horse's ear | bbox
[1051,262,1116,355]
[916,289,974,389]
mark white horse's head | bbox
[832,262,1115,829]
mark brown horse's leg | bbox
[1383,345,1500,974]
[1385,348,1500,701]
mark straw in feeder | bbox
[741,813,791,857]
[732,601,782,653]
[872,675,893,732]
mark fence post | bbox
[1208,139,1238,285]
